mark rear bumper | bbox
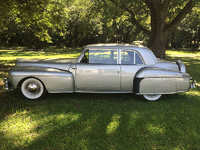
[190,77,196,89]
[3,78,13,91]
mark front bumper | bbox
[190,77,196,89]
[3,78,13,91]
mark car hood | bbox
[16,58,77,71]
[16,58,77,63]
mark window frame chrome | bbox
[119,49,145,65]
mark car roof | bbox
[85,43,158,65]
[86,43,145,49]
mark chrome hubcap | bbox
[26,83,40,94]
[21,78,45,100]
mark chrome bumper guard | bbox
[3,78,13,91]
[190,77,196,89]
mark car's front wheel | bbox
[141,94,162,101]
[20,78,47,100]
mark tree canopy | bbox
[0,0,199,58]
[104,0,199,58]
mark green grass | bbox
[0,48,83,60]
[0,48,200,149]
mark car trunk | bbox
[154,58,180,71]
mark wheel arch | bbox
[17,76,47,92]
[133,67,148,94]
[9,67,75,93]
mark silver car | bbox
[4,43,196,101]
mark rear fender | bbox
[175,60,186,72]
[133,67,190,94]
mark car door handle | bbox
[71,65,76,69]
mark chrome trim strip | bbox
[175,60,186,72]
[118,49,121,64]
[48,91,74,93]
[136,90,189,95]
[76,90,132,93]
[134,51,136,64]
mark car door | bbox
[75,49,120,92]
[120,49,144,92]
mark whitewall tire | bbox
[20,78,46,100]
[141,94,162,101]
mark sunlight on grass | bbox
[0,48,82,62]
[0,54,80,61]
[184,89,200,98]
[0,50,21,52]
[0,110,39,147]
[106,114,120,134]
[0,110,81,148]
[147,124,165,134]
[166,50,200,57]
[130,111,140,119]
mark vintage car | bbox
[4,43,196,101]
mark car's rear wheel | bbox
[20,78,46,100]
[141,94,162,101]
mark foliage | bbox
[0,0,150,48]
[0,0,199,52]
[169,7,200,50]
[103,0,200,58]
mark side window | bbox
[121,50,143,65]
[135,52,143,65]
[80,49,89,63]
[121,50,135,64]
[89,49,118,64]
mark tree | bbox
[168,6,200,50]
[0,0,52,48]
[1,0,199,52]
[104,0,198,58]
[0,0,49,27]
[93,0,147,44]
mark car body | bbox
[4,43,196,101]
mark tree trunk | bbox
[148,34,169,59]
[108,0,194,58]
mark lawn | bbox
[0,48,200,150]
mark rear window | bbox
[121,50,143,65]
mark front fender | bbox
[9,66,75,93]
[133,67,190,94]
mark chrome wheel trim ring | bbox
[21,78,44,99]
[143,94,162,101]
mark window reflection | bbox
[89,49,118,64]
[121,50,143,65]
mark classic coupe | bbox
[4,43,196,101]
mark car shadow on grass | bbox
[1,90,200,149]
